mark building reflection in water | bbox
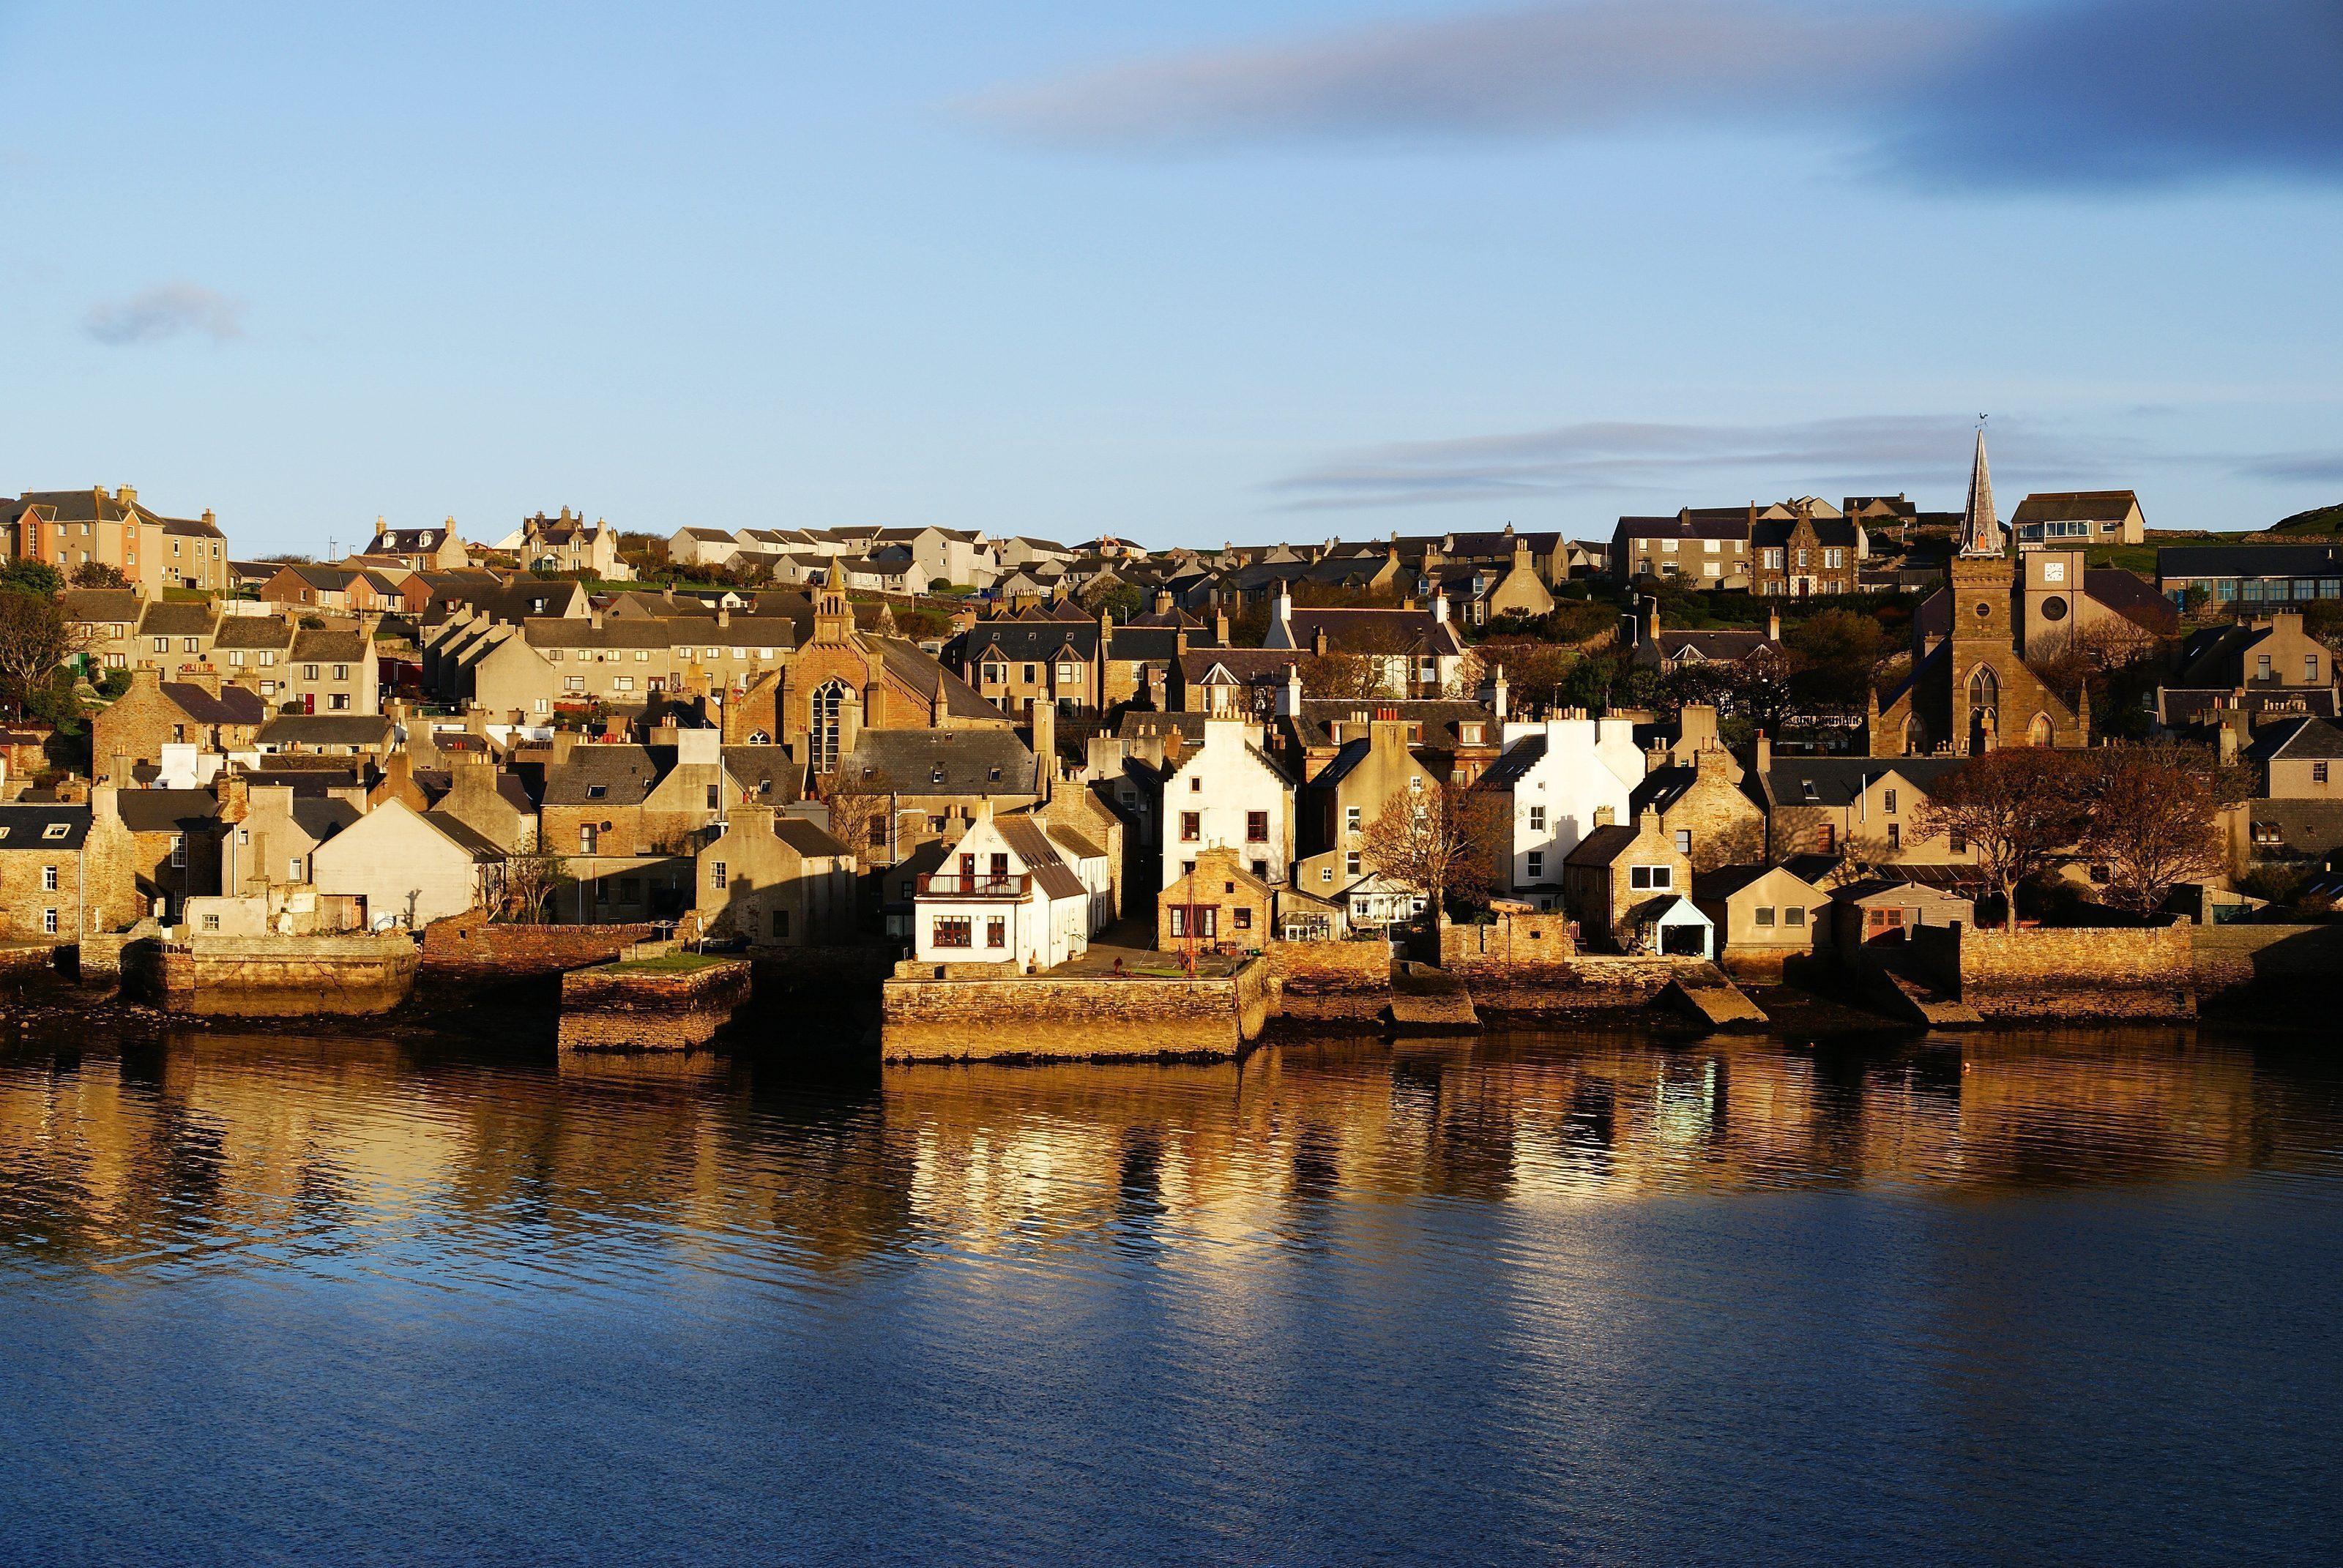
[0,1025,2334,1285]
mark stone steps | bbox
[1387,963,1480,1031]
[1653,966,1770,1030]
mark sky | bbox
[1,0,2338,556]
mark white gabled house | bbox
[911,805,1106,971]
[1157,716,1294,891]
[1475,714,1647,902]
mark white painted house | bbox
[1157,717,1295,891]
[308,796,505,930]
[911,808,1103,971]
[1476,716,1647,900]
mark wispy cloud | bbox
[975,0,2343,189]
[83,283,246,346]
[2235,451,2343,485]
[1271,416,2126,510]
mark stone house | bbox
[1609,509,1754,590]
[111,787,223,925]
[130,598,221,673]
[2012,490,2145,547]
[1692,863,1830,977]
[2245,716,2343,800]
[261,563,394,613]
[910,809,1102,971]
[1158,716,1295,892]
[308,796,505,930]
[1562,807,1693,954]
[92,670,267,780]
[1751,508,1863,597]
[367,515,473,571]
[0,803,106,940]
[518,508,631,579]
[1415,543,1556,626]
[463,609,796,719]
[1825,878,1975,960]
[254,714,398,756]
[1475,714,1645,896]
[62,588,144,676]
[1263,590,1472,698]
[1623,599,1786,677]
[540,729,730,860]
[1290,714,1437,905]
[212,613,298,700]
[763,586,1004,773]
[1756,752,1978,867]
[1629,742,1769,875]
[953,609,1107,716]
[695,807,856,946]
[7,486,229,597]
[425,753,539,854]
[283,624,383,715]
[217,777,361,897]
[1158,845,1273,949]
[830,725,1040,867]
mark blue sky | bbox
[1,0,2337,555]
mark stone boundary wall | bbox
[1470,954,1710,1017]
[421,913,659,976]
[1953,926,2196,1019]
[882,963,1268,1061]
[558,959,752,1052]
[2193,923,2343,1001]
[0,943,62,980]
[1259,939,1390,1024]
[1440,914,1576,977]
[134,934,422,1017]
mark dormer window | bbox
[1802,780,1819,802]
[931,769,945,784]
[43,823,70,840]
[586,784,608,799]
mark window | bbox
[933,917,972,949]
[704,784,721,811]
[1528,806,1546,832]
[1249,859,1268,882]
[1796,548,1810,569]
[1346,851,1361,877]
[1887,822,1901,851]
[533,698,550,714]
[305,664,321,680]
[260,651,276,667]
[1629,865,1672,891]
[183,638,200,654]
[1233,907,1253,932]
[1527,851,1543,879]
[1674,829,1691,854]
[1824,548,1844,569]
[42,909,57,936]
[586,784,607,800]
[712,862,728,889]
[579,825,598,854]
[1948,829,1967,854]
[1883,788,1898,815]
[288,856,304,881]
[152,637,168,653]
[636,650,650,662]
[617,878,641,906]
[1817,824,1837,854]
[329,693,350,711]
[1056,662,1079,684]
[986,916,1006,949]
[1762,548,1784,570]
[2317,762,2331,785]
[2258,654,2273,679]
[202,913,221,933]
[42,865,58,892]
[1321,866,1333,884]
[564,676,585,692]
[1346,806,1362,835]
[2310,655,2323,683]
[982,663,1005,684]
[170,835,186,867]
[1755,906,1776,926]
[614,676,634,692]
[42,823,68,842]
[1180,811,1200,841]
[1785,906,1806,927]
[1190,776,1203,793]
[1246,810,1268,842]
[107,653,126,669]
[1021,664,1037,684]
[868,818,888,846]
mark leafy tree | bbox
[0,559,64,597]
[1783,608,1884,710]
[1084,580,1147,622]
[2078,746,2229,915]
[1300,650,1393,701]
[1359,780,1508,926]
[1912,747,2090,930]
[0,592,85,717]
[68,560,129,590]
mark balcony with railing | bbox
[915,873,1030,899]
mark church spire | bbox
[1957,424,2003,558]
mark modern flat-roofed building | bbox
[2157,544,2343,611]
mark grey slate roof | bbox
[772,818,849,858]
[161,683,268,726]
[2157,544,2343,581]
[62,589,143,625]
[996,816,1087,902]
[1564,824,1641,867]
[291,628,369,662]
[1477,734,1548,791]
[841,728,1036,795]
[212,616,297,650]
[0,804,92,849]
[722,746,802,803]
[113,788,221,835]
[1764,756,1970,807]
[2245,715,2343,762]
[291,798,363,840]
[541,745,667,806]
[256,714,396,749]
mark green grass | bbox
[606,950,731,974]
[2084,543,2159,575]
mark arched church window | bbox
[811,681,847,772]
[2027,712,2054,746]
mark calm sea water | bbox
[0,1021,2338,1566]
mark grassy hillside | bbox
[2269,504,2343,537]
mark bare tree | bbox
[1300,650,1393,701]
[502,849,570,924]
[2079,746,2230,914]
[819,767,900,865]
[1358,780,1508,925]
[1912,747,2090,930]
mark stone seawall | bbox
[882,959,1270,1061]
[2193,923,2343,1009]
[1259,940,1390,1024]
[1949,927,2197,1020]
[421,914,660,977]
[131,935,422,1017]
[1468,954,1708,1016]
[558,960,753,1052]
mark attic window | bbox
[1801,780,1819,802]
[587,784,608,799]
[43,824,69,840]
[988,767,1002,782]
[931,769,945,784]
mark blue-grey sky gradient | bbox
[1,0,2336,553]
